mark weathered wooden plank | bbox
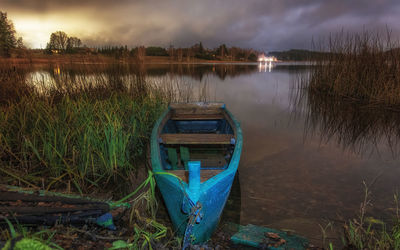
[0,210,105,226]
[160,134,233,145]
[166,170,224,183]
[172,108,223,116]
[0,204,109,215]
[169,103,224,110]
[0,191,105,205]
[170,113,225,120]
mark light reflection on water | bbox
[28,63,400,246]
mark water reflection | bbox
[147,63,258,80]
[28,63,259,83]
[26,63,261,102]
[293,84,400,159]
[258,61,273,72]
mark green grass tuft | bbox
[0,63,167,192]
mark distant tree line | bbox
[96,42,259,62]
[166,42,258,62]
[269,49,330,61]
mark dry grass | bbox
[307,30,400,108]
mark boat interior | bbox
[158,104,236,183]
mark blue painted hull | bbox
[151,103,242,243]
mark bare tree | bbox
[48,31,68,51]
[66,36,81,52]
[136,46,145,62]
[168,45,175,61]
[177,48,183,62]
[186,48,193,62]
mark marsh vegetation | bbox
[306,31,400,108]
[0,63,170,193]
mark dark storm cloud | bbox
[1,0,130,12]
[2,0,400,50]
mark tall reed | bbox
[307,30,400,107]
[0,63,168,192]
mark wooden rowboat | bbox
[150,102,242,244]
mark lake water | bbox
[29,63,400,246]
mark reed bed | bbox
[0,63,168,193]
[292,30,400,157]
[307,31,400,108]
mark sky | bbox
[2,0,400,51]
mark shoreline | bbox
[0,54,260,65]
[0,55,310,69]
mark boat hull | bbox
[151,104,242,243]
[155,169,236,243]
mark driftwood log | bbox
[0,190,111,226]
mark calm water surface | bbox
[30,63,400,245]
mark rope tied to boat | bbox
[182,200,203,250]
[153,169,204,249]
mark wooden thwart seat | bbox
[169,103,225,110]
[161,133,233,145]
[170,113,225,120]
[166,169,224,183]
[171,105,224,118]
